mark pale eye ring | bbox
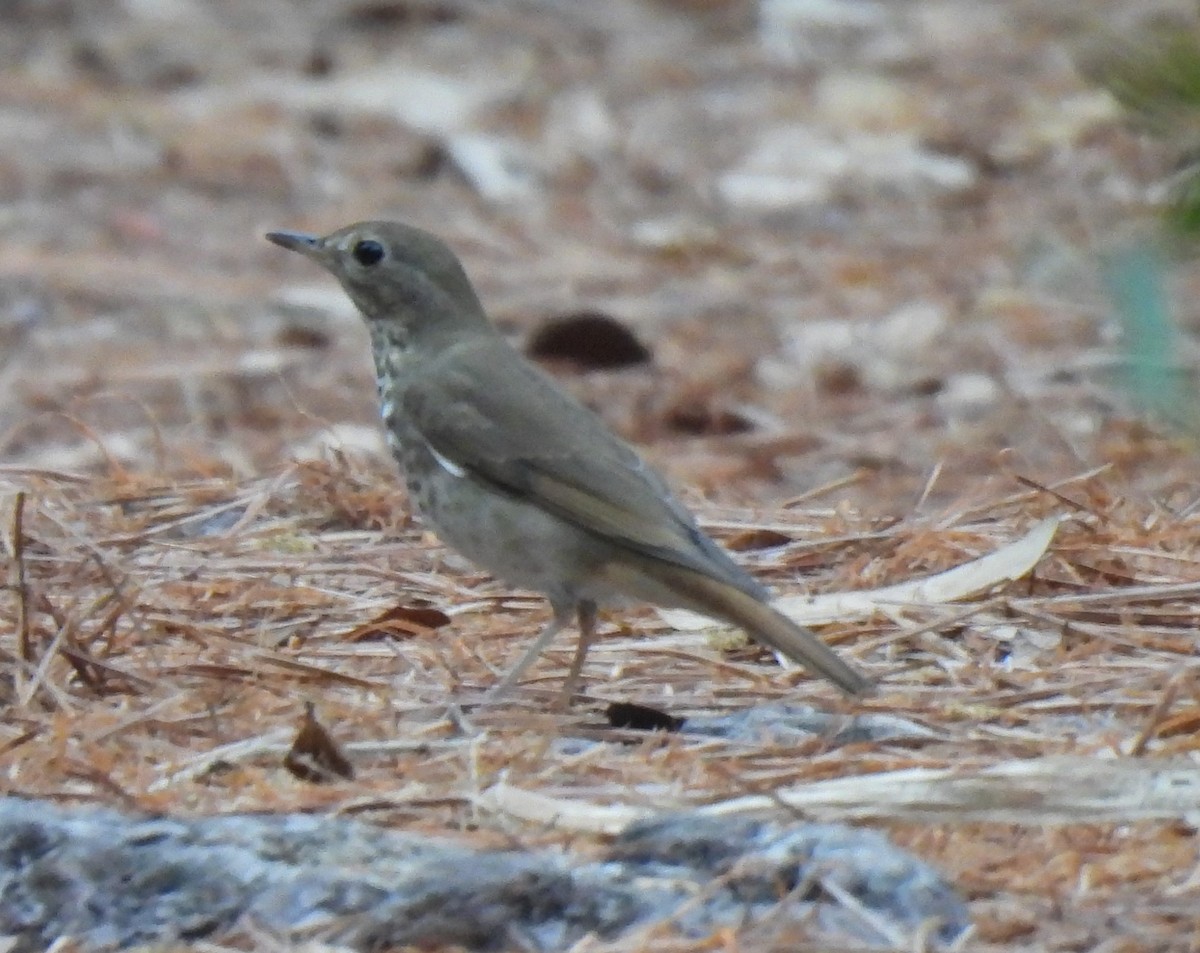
[352,239,385,266]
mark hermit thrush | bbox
[266,222,872,700]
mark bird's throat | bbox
[369,324,414,453]
[370,323,413,387]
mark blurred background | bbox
[0,0,1188,513]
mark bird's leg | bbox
[486,602,573,699]
[556,600,597,710]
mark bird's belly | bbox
[401,447,610,605]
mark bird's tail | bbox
[604,560,873,696]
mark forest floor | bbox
[1,1,1198,949]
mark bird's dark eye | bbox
[352,239,385,266]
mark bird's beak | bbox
[265,230,324,261]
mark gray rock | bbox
[0,797,968,950]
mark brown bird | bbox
[266,221,872,701]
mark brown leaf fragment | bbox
[723,528,792,551]
[1152,707,1200,740]
[275,323,332,350]
[342,603,452,641]
[58,646,152,695]
[606,701,684,733]
[526,311,652,370]
[662,400,754,436]
[284,702,354,783]
[341,1,462,28]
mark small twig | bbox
[914,459,944,512]
[952,463,1112,523]
[1128,674,1183,757]
[707,753,827,823]
[10,491,30,665]
[781,468,867,507]
[33,500,133,604]
[17,607,77,712]
[147,728,295,791]
[0,465,89,483]
[819,875,908,947]
[1010,472,1099,517]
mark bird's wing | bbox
[400,338,762,593]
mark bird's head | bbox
[266,220,491,345]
